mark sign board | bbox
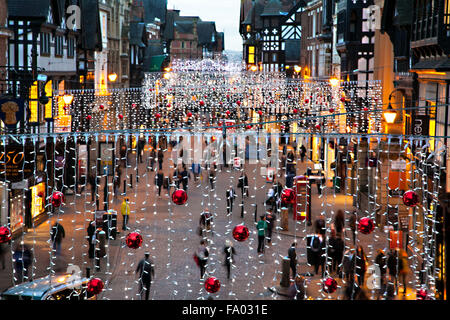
[233,157,241,168]
[391,160,407,171]
[266,167,275,182]
[399,215,409,231]
[412,115,429,137]
[0,97,25,129]
[0,146,34,182]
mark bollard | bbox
[281,207,289,231]
[123,179,126,195]
[98,230,106,258]
[280,257,291,287]
[130,174,133,189]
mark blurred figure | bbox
[149,148,156,171]
[256,215,267,254]
[87,221,96,259]
[136,252,155,300]
[300,145,306,162]
[0,242,7,270]
[288,242,297,278]
[387,249,399,292]
[355,245,367,287]
[237,173,249,198]
[398,249,409,295]
[199,209,213,236]
[13,243,32,283]
[375,249,387,299]
[121,197,130,231]
[329,232,344,276]
[288,275,306,300]
[342,247,356,282]
[226,186,236,214]
[265,209,276,244]
[157,148,164,170]
[334,210,345,236]
[50,222,65,256]
[155,170,164,197]
[195,240,209,279]
[348,211,357,244]
[344,276,368,300]
[223,239,236,279]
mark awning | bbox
[148,55,167,72]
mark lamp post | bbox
[383,90,400,126]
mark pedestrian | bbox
[334,209,345,236]
[342,247,356,282]
[286,150,295,173]
[114,166,122,198]
[387,249,398,292]
[288,275,306,300]
[348,211,357,244]
[355,245,367,287]
[265,209,275,244]
[199,209,213,236]
[315,216,326,237]
[344,276,368,300]
[0,242,7,270]
[300,145,306,162]
[288,242,297,278]
[50,221,65,256]
[375,249,387,299]
[155,170,164,197]
[136,252,155,300]
[191,163,201,182]
[223,239,236,279]
[195,240,209,279]
[157,149,164,170]
[137,137,145,164]
[87,221,96,259]
[180,165,189,191]
[13,243,32,283]
[329,233,344,276]
[226,186,236,214]
[89,173,96,202]
[121,197,130,231]
[398,249,409,295]
[237,173,249,198]
[256,215,267,254]
[309,231,325,276]
[149,148,156,171]
[208,164,216,191]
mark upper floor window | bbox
[67,37,75,58]
[40,32,51,55]
[55,35,64,57]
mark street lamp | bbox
[294,65,301,74]
[329,77,339,87]
[108,73,118,82]
[63,94,74,105]
[383,90,399,124]
[250,65,258,72]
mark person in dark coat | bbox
[329,233,344,276]
[375,249,387,299]
[13,243,32,283]
[288,275,306,300]
[300,145,306,162]
[355,245,367,287]
[334,210,345,235]
[155,170,164,197]
[223,240,236,279]
[195,240,209,279]
[149,148,156,171]
[237,173,249,197]
[180,166,189,191]
[136,252,155,300]
[309,232,325,277]
[226,187,236,214]
[50,222,65,256]
[157,149,164,170]
[137,138,145,163]
[88,173,96,201]
[288,242,297,278]
[265,209,276,244]
[87,221,96,259]
[349,211,357,244]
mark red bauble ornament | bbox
[258,110,263,116]
[293,109,298,114]
[329,108,335,113]
[118,114,123,120]
[226,110,231,116]
[363,107,368,111]
[305,99,309,104]
[246,125,252,129]
[0,226,11,244]
[99,105,104,110]
[51,191,64,208]
[315,124,321,130]
[172,189,188,205]
[340,97,346,102]
[187,112,192,117]
[125,232,143,249]
[270,99,274,104]
[86,115,92,120]
[416,288,429,300]
[323,277,338,294]
[226,94,230,99]
[357,217,375,235]
[403,190,419,207]
[199,100,205,106]
[204,277,220,293]
[236,100,241,106]
[232,225,249,242]
[281,188,296,204]
[155,113,161,119]
[132,103,137,108]
[87,278,104,295]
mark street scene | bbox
[0,0,448,304]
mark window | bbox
[55,35,64,56]
[40,32,50,55]
[248,46,255,64]
[67,37,75,58]
[181,41,185,49]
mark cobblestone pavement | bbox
[0,145,417,300]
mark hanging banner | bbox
[0,146,34,182]
[29,81,38,123]
[0,97,25,129]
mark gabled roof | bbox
[174,20,195,34]
[197,21,216,45]
[242,0,266,29]
[129,22,146,47]
[8,0,51,19]
[143,0,167,24]
[261,0,287,17]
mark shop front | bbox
[30,176,46,225]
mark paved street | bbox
[0,143,417,300]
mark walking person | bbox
[237,173,249,198]
[300,145,306,163]
[334,209,345,236]
[387,249,398,293]
[288,242,297,279]
[288,275,306,300]
[329,232,344,276]
[180,165,189,191]
[149,148,156,171]
[137,137,145,164]
[50,221,65,256]
[199,209,213,236]
[226,186,236,214]
[309,231,325,276]
[343,247,356,282]
[208,164,216,191]
[349,211,357,245]
[375,249,387,299]
[13,243,32,283]
[257,215,267,254]
[355,245,367,287]
[223,239,236,279]
[121,197,130,231]
[398,249,409,295]
[195,240,209,279]
[89,173,96,202]
[157,149,164,170]
[265,209,275,244]
[114,166,122,198]
[87,221,96,259]
[155,170,164,197]
[136,252,155,300]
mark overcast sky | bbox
[167,0,242,52]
